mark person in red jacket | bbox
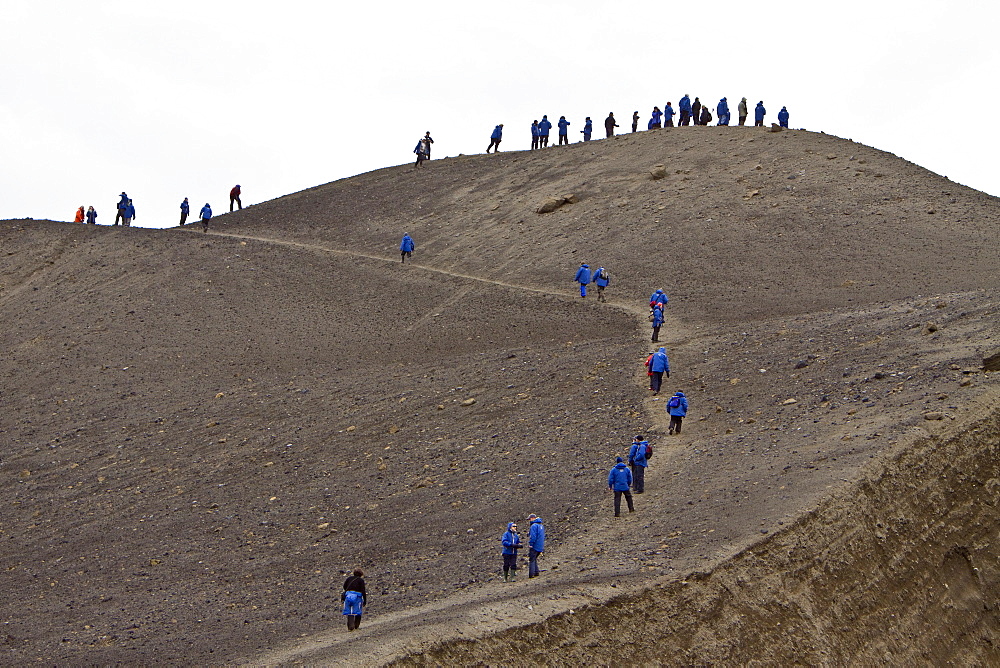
[74,206,85,223]
[230,184,242,211]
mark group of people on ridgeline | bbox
[411,97,790,161]
[68,185,242,231]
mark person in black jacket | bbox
[691,98,702,126]
[342,569,368,631]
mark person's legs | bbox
[675,416,683,434]
[401,251,406,263]
[580,283,587,298]
[652,325,660,342]
[353,613,362,629]
[528,548,539,577]
[651,371,663,393]
[669,415,679,434]
[633,465,645,493]
[503,553,516,580]
[180,212,187,226]
[236,196,242,210]
[625,490,634,512]
[614,490,622,516]
[123,217,131,227]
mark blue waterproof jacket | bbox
[558,118,570,135]
[755,102,766,121]
[200,204,212,220]
[679,95,691,114]
[531,122,540,137]
[667,391,688,416]
[718,98,729,116]
[118,193,128,209]
[664,105,675,120]
[528,518,545,551]
[778,107,789,126]
[608,462,633,491]
[651,304,664,327]
[650,289,668,306]
[501,523,521,554]
[652,109,662,125]
[647,118,655,130]
[592,267,609,287]
[400,234,415,252]
[180,200,189,214]
[414,141,424,154]
[574,264,590,284]
[539,116,552,135]
[491,125,503,140]
[650,347,669,373]
[125,204,136,219]
[629,440,649,467]
[86,209,97,224]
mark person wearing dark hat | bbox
[650,106,662,129]
[422,131,434,158]
[607,456,634,517]
[538,115,552,146]
[557,116,571,145]
[230,185,242,211]
[691,97,702,125]
[574,262,591,298]
[631,111,639,133]
[777,106,789,128]
[114,192,128,226]
[581,117,593,141]
[738,97,748,126]
[486,124,503,153]
[754,101,766,126]
[531,120,540,150]
[664,102,676,127]
[341,568,367,631]
[179,197,190,226]
[628,435,651,493]
[414,137,429,167]
[700,104,712,126]
[605,112,618,138]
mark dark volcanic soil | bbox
[2,126,999,665]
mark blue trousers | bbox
[579,283,587,297]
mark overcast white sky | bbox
[2,0,997,228]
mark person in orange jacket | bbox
[74,206,85,223]
[230,185,242,211]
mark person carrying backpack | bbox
[667,391,688,434]
[628,435,651,493]
[341,568,367,631]
[650,301,664,342]
[592,266,610,302]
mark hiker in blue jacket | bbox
[538,115,552,147]
[200,203,212,233]
[123,199,136,227]
[679,94,692,126]
[527,514,545,578]
[592,265,610,302]
[486,124,504,153]
[647,346,669,394]
[650,301,664,342]
[179,198,190,226]
[557,116,570,145]
[667,391,688,434]
[414,138,429,167]
[581,117,593,142]
[664,102,676,127]
[114,192,128,225]
[649,288,669,307]
[755,101,766,126]
[717,97,730,126]
[607,457,634,516]
[651,106,662,128]
[500,521,522,581]
[400,233,415,263]
[531,120,540,150]
[574,263,590,298]
[628,435,650,494]
[778,106,789,128]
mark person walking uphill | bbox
[650,301,664,342]
[200,203,212,233]
[574,263,590,298]
[592,265,610,302]
[667,391,688,434]
[646,346,670,394]
[230,185,242,211]
[755,101,766,126]
[538,115,552,147]
[500,521,522,581]
[608,457,634,517]
[400,233,415,263]
[628,435,651,494]
[557,116,570,145]
[341,569,367,631]
[527,514,545,578]
[486,124,504,153]
[179,197,190,226]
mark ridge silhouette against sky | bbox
[2,0,996,228]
